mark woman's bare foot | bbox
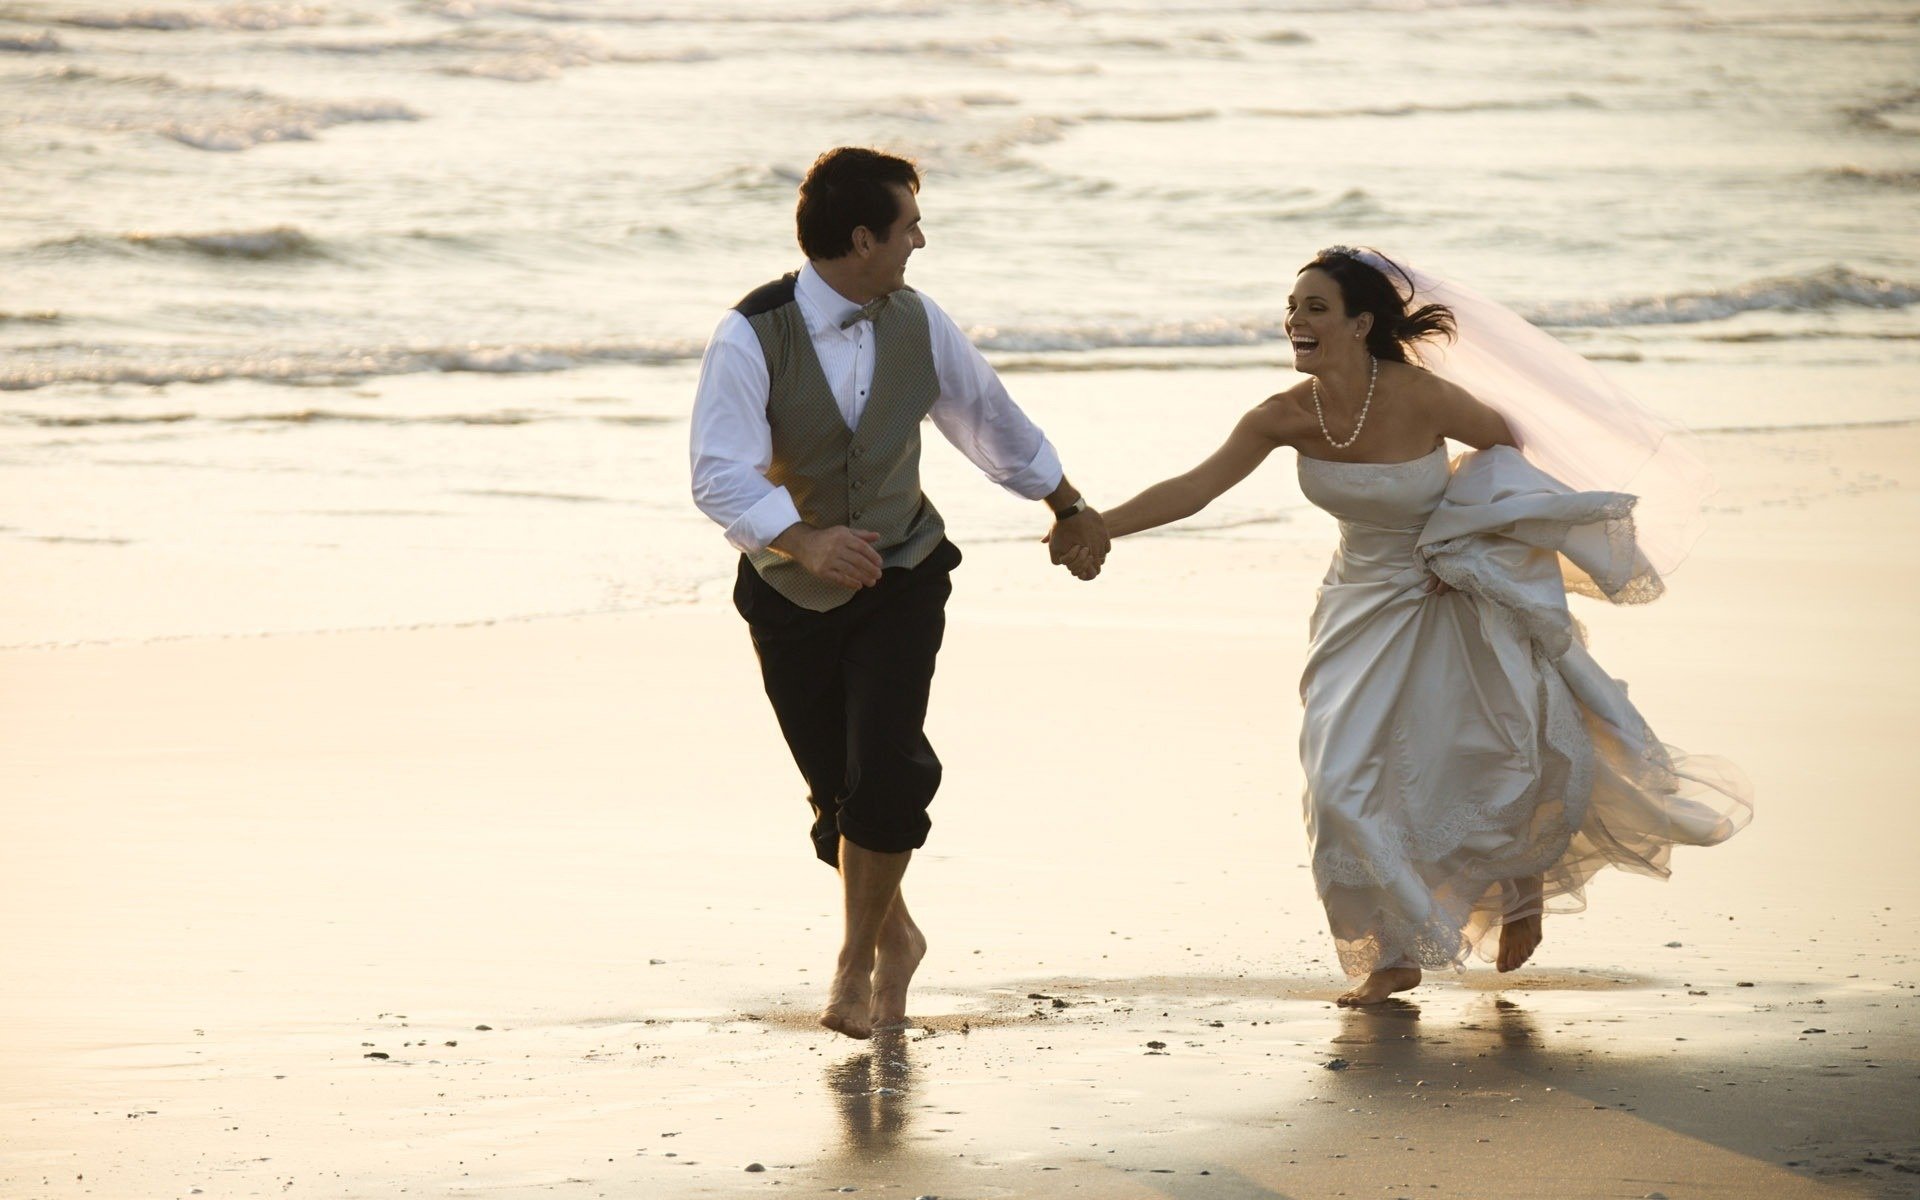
[1497,913,1543,972]
[820,952,875,1040]
[1497,876,1545,972]
[1336,966,1422,1006]
[870,905,927,1031]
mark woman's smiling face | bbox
[1287,268,1368,372]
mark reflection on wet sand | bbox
[825,1029,915,1159]
[1325,993,1550,1087]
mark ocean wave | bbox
[8,267,1909,392]
[849,91,1021,123]
[162,98,418,150]
[9,412,197,426]
[417,0,944,25]
[7,409,678,429]
[1821,165,1920,187]
[1263,186,1378,221]
[36,63,209,90]
[17,225,494,265]
[304,26,654,82]
[1698,329,1920,344]
[1087,31,1258,55]
[0,338,705,391]
[1523,267,1920,328]
[1079,108,1220,124]
[56,4,330,31]
[37,225,325,260]
[457,488,620,503]
[849,36,1015,61]
[977,268,1917,350]
[970,317,1289,355]
[682,162,805,196]
[960,115,1076,163]
[1845,89,1920,135]
[1244,93,1599,120]
[22,66,419,149]
[0,309,64,324]
[428,45,712,82]
[0,31,64,51]
[1696,415,1920,435]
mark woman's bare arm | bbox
[1104,398,1298,538]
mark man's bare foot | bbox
[1497,913,1543,972]
[1336,967,1422,1006]
[870,913,927,1030]
[820,954,875,1040]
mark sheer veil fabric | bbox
[1352,249,1715,577]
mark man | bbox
[689,146,1108,1040]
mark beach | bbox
[4,418,1917,1198]
[6,0,1920,1194]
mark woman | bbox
[1098,248,1751,1006]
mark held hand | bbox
[1045,509,1110,581]
[792,525,884,589]
[1423,575,1454,596]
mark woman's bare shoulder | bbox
[1380,358,1455,397]
[1251,382,1315,439]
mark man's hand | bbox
[773,523,884,589]
[1046,509,1110,581]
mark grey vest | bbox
[736,273,946,612]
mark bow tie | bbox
[840,293,890,330]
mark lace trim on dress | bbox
[1297,445,1447,475]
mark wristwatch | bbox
[1052,496,1090,521]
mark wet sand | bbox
[2,423,1917,1198]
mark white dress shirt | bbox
[689,262,1064,553]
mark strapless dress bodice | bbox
[1297,445,1449,581]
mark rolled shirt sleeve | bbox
[688,311,803,553]
[919,292,1064,501]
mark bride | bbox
[1095,247,1753,1006]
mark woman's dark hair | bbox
[1300,246,1455,365]
[795,147,921,261]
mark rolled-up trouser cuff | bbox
[837,808,931,857]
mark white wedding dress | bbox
[1296,444,1752,977]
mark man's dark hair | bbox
[796,147,921,261]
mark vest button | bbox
[851,481,862,492]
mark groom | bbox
[689,147,1109,1038]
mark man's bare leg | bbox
[821,838,910,1040]
[870,892,927,1030]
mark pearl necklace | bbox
[1311,356,1377,450]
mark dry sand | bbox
[3,424,1918,1198]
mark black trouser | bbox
[733,539,961,868]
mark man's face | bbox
[865,183,924,292]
